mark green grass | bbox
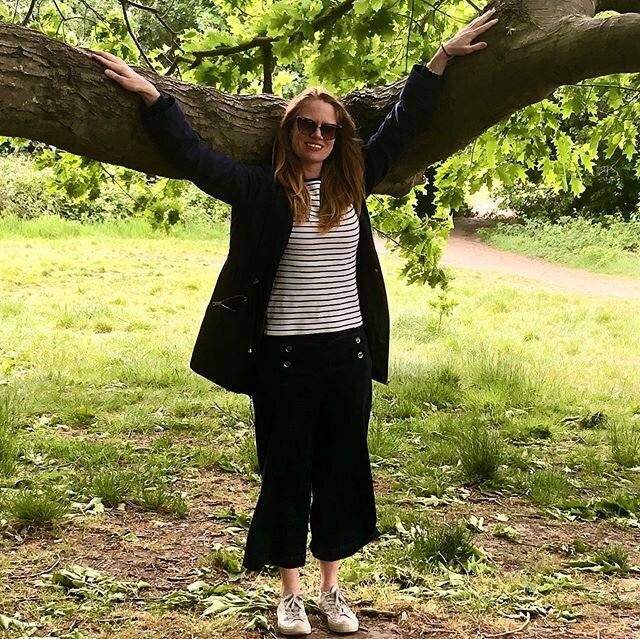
[5,488,70,528]
[456,419,505,485]
[528,468,573,505]
[0,214,228,241]
[609,420,640,468]
[0,392,20,477]
[1,217,640,635]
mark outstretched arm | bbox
[363,8,499,194]
[92,51,266,208]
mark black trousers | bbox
[243,326,380,571]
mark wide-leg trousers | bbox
[243,326,380,571]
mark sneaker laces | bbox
[282,592,306,622]
[323,587,352,617]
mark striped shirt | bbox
[264,179,363,335]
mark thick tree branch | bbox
[2,1,640,196]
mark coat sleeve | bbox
[363,64,445,195]
[141,96,268,207]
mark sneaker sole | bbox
[277,625,312,636]
[327,621,359,633]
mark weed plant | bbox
[133,485,189,518]
[203,544,245,575]
[6,488,70,528]
[528,469,572,505]
[594,545,630,573]
[90,469,133,507]
[407,520,478,572]
[609,421,640,468]
[236,432,260,476]
[456,419,505,485]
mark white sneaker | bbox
[316,585,359,633]
[277,591,312,635]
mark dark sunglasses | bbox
[295,116,341,140]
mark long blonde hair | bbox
[273,88,365,232]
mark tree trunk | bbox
[1,0,639,195]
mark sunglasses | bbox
[295,116,341,140]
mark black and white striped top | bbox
[264,179,363,335]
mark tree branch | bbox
[2,2,640,197]
[21,0,38,25]
[188,0,354,68]
[120,0,155,71]
[123,0,180,40]
[262,43,274,94]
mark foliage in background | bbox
[0,154,229,228]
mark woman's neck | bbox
[302,161,322,180]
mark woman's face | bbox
[290,99,338,173]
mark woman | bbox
[93,8,498,634]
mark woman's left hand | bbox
[443,7,499,57]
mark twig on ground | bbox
[481,613,531,638]
[27,555,61,578]
[359,607,401,618]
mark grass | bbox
[1,216,640,636]
[456,418,505,485]
[609,420,640,468]
[5,488,70,528]
[528,469,573,505]
[0,392,19,477]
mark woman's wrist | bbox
[425,46,449,76]
[140,85,161,107]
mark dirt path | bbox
[440,218,640,300]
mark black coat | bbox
[141,65,445,396]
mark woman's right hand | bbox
[92,51,161,107]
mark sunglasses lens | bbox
[320,125,338,140]
[297,118,317,135]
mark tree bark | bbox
[1,0,640,196]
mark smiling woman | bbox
[272,86,364,232]
[90,7,499,635]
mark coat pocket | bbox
[190,291,256,394]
